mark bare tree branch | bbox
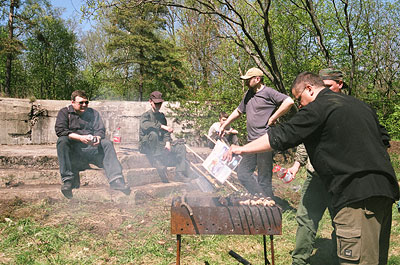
[302,0,332,66]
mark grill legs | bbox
[176,234,181,265]
[175,234,275,265]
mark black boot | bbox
[156,167,169,183]
[72,173,80,189]
[149,156,169,183]
[173,172,191,183]
[61,180,73,199]
[110,178,131,195]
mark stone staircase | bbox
[0,144,213,203]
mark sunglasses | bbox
[75,100,89,105]
[294,86,306,106]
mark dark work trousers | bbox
[57,136,123,183]
[237,151,273,197]
[141,131,187,173]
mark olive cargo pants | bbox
[292,170,336,265]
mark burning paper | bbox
[202,140,242,183]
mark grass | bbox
[391,153,400,180]
[1,195,400,264]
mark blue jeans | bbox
[56,136,123,183]
[237,151,273,197]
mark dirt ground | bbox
[389,141,400,155]
[0,141,398,244]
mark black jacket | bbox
[55,105,106,139]
[139,109,171,144]
[268,88,399,210]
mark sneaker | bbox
[61,180,73,199]
[110,178,131,195]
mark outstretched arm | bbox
[219,109,241,136]
[224,133,272,161]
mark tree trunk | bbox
[139,62,144,102]
[5,0,16,97]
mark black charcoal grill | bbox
[171,195,282,264]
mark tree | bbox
[82,0,400,139]
[78,24,110,99]
[94,1,185,101]
[23,13,83,99]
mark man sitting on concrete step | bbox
[139,91,190,183]
[55,90,130,199]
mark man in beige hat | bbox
[225,71,398,265]
[219,67,294,198]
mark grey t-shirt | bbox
[238,86,289,141]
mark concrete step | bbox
[0,144,210,169]
[0,144,214,200]
[0,182,194,204]
[0,166,202,188]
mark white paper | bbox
[202,140,242,183]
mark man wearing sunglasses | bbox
[55,90,130,199]
[219,67,294,198]
[225,72,399,264]
[289,68,347,265]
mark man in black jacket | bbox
[225,72,399,264]
[55,90,130,199]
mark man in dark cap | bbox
[139,91,189,183]
[319,68,348,93]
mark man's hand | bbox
[165,141,171,151]
[79,135,91,145]
[268,116,277,126]
[161,125,173,133]
[287,161,301,177]
[91,136,101,146]
[222,144,243,162]
[80,135,101,146]
[219,123,227,137]
[230,129,239,135]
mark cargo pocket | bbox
[336,227,361,262]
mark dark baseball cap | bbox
[319,68,348,88]
[150,91,164,103]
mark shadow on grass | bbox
[311,238,339,265]
[273,196,296,213]
[388,255,400,264]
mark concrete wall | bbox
[0,97,182,145]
